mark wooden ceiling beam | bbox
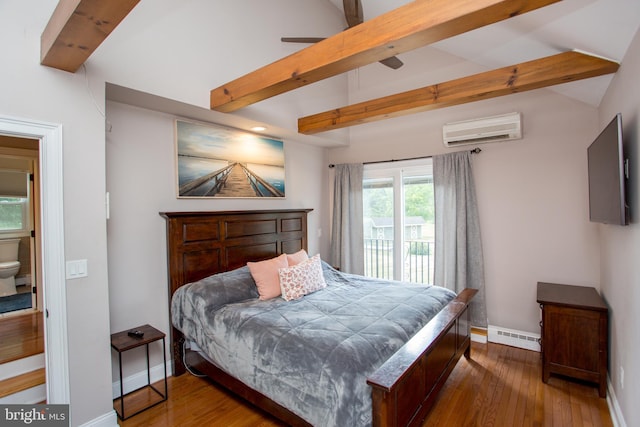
[297,51,619,134]
[210,0,562,113]
[41,0,141,73]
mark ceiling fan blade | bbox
[379,56,404,69]
[283,1,401,70]
[280,37,326,43]
[343,0,364,28]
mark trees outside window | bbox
[363,159,434,284]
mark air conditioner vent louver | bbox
[443,112,522,147]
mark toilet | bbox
[0,239,21,297]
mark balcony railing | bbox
[364,239,435,285]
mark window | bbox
[363,159,434,284]
[0,170,30,234]
[0,197,29,232]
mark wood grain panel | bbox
[280,217,302,232]
[41,0,141,73]
[210,0,561,112]
[224,219,277,239]
[281,239,303,255]
[457,307,470,351]
[425,326,456,394]
[298,51,620,134]
[182,249,221,284]
[546,307,600,375]
[225,243,279,270]
[182,221,219,243]
[396,358,426,426]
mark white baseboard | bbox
[607,375,627,427]
[471,329,487,344]
[112,360,172,399]
[76,409,118,427]
[488,325,540,352]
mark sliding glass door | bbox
[363,159,434,284]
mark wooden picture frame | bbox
[174,119,285,198]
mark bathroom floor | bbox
[0,282,33,314]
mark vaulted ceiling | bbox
[40,0,640,136]
[348,0,640,107]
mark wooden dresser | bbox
[536,282,608,398]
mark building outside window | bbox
[363,158,434,284]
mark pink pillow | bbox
[278,254,326,301]
[247,254,289,300]
[286,249,309,266]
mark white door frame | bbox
[0,114,70,403]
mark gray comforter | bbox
[171,262,456,426]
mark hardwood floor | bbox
[118,342,612,427]
[423,342,612,427]
[118,372,285,427]
[0,311,44,364]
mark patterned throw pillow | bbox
[278,254,326,301]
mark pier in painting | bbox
[179,162,284,198]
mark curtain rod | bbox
[328,147,481,168]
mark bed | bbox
[162,209,476,426]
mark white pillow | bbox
[278,254,326,301]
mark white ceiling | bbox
[327,0,640,106]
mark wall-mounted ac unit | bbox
[443,112,522,147]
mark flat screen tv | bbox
[587,113,629,225]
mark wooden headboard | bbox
[160,209,312,374]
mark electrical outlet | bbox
[620,366,624,389]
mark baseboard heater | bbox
[488,325,540,352]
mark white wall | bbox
[105,101,328,377]
[328,46,602,335]
[598,26,640,427]
[0,1,114,424]
[91,0,349,146]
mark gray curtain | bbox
[330,163,364,275]
[433,151,487,328]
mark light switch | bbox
[66,259,88,279]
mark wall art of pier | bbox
[179,162,284,198]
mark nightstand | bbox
[537,282,608,398]
[111,324,168,419]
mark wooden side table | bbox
[537,282,608,398]
[111,324,168,419]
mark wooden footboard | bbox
[162,210,477,427]
[367,288,477,426]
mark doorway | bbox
[0,136,40,316]
[0,115,69,404]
